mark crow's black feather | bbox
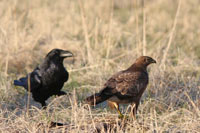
[14,49,73,107]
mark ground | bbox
[0,0,199,132]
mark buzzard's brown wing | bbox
[85,70,149,106]
[104,71,148,97]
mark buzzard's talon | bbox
[118,114,129,120]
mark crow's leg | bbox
[41,101,47,109]
[57,91,66,96]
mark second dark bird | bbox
[85,56,156,119]
[14,49,73,108]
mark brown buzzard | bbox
[85,56,156,118]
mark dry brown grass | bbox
[0,0,200,132]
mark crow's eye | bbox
[54,51,59,55]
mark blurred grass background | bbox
[0,0,199,132]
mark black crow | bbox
[14,49,73,108]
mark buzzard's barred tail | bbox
[85,92,112,106]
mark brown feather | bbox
[85,56,156,118]
[107,101,116,110]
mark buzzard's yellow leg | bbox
[117,109,124,118]
[130,103,136,120]
[112,102,124,118]
[131,102,139,120]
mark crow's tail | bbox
[85,90,112,106]
[14,77,27,88]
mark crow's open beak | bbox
[60,50,74,58]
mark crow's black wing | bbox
[14,67,42,91]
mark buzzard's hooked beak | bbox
[151,59,156,64]
[60,50,74,58]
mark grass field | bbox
[0,0,199,132]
